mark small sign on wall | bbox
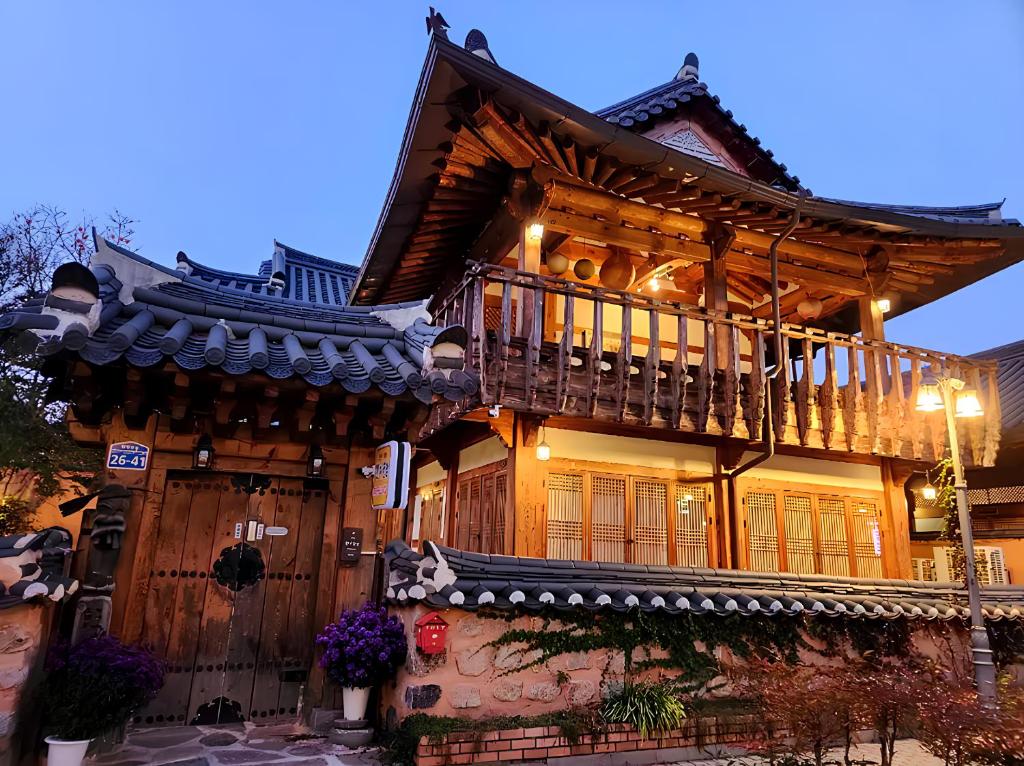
[370,440,411,511]
[340,527,363,567]
[107,441,150,471]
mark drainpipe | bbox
[722,196,805,567]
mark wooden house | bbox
[4,17,1024,733]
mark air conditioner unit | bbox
[933,545,1008,585]
[912,557,936,582]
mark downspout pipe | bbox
[722,196,806,566]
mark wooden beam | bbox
[539,209,711,262]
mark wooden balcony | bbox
[433,262,1001,467]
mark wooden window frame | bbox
[739,479,884,577]
[453,459,509,555]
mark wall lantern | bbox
[914,371,944,413]
[922,482,938,501]
[536,422,551,462]
[414,611,449,655]
[307,444,325,478]
[648,276,661,292]
[526,222,545,242]
[875,298,892,313]
[193,434,215,470]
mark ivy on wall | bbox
[483,608,919,688]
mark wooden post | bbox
[703,225,735,371]
[879,458,913,579]
[713,445,744,569]
[515,224,542,335]
[510,413,545,558]
[859,296,891,392]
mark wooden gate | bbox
[135,472,327,726]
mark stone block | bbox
[405,683,442,709]
[494,645,542,671]
[458,618,483,637]
[450,684,482,709]
[525,681,560,702]
[456,647,492,676]
[566,679,596,705]
[307,707,339,734]
[606,650,625,675]
[491,679,523,702]
[601,679,624,699]
[565,651,591,670]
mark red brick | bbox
[608,733,628,743]
[547,747,571,757]
[502,750,524,761]
[523,748,547,759]
[499,728,525,740]
[419,735,433,746]
[474,753,500,763]
[534,737,563,748]
[484,741,507,752]
[448,756,473,765]
[615,742,635,752]
[479,731,500,742]
[523,726,548,737]
[570,745,594,755]
[592,743,615,753]
[414,757,444,766]
[509,738,535,749]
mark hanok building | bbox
[4,17,1024,732]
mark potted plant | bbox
[316,602,407,721]
[41,635,165,766]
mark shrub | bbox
[316,602,407,688]
[913,681,1024,766]
[600,679,686,738]
[42,635,165,741]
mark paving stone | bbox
[405,683,442,709]
[525,681,560,702]
[198,732,240,747]
[162,759,210,766]
[130,728,203,749]
[212,749,287,763]
[285,759,329,766]
[566,679,596,705]
[455,646,492,676]
[450,684,481,709]
[491,679,523,702]
[287,743,328,756]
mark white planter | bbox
[44,736,92,766]
[341,686,371,721]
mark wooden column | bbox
[433,440,461,548]
[515,224,541,335]
[703,224,735,370]
[712,445,744,569]
[510,413,545,558]
[879,458,914,579]
[333,444,379,613]
[858,297,885,342]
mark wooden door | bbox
[136,472,327,727]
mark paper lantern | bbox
[797,298,823,320]
[599,250,635,290]
[546,252,570,275]
[573,258,596,280]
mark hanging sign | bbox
[340,527,363,567]
[107,441,150,471]
[370,440,411,511]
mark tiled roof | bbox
[0,527,77,610]
[386,540,1024,622]
[0,236,474,402]
[818,199,1016,227]
[971,339,1024,436]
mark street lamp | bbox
[915,368,995,700]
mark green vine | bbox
[805,615,913,658]
[932,457,967,580]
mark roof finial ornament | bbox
[675,52,699,82]
[465,29,497,65]
[425,7,450,40]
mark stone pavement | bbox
[85,722,382,766]
[669,739,943,765]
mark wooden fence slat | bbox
[642,308,660,425]
[748,329,765,440]
[696,321,714,433]
[588,300,603,417]
[557,293,574,412]
[819,341,837,450]
[615,305,632,422]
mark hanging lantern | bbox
[797,298,823,320]
[921,482,937,501]
[193,434,215,470]
[307,444,325,478]
[573,258,596,280]
[599,249,635,290]
[546,252,570,275]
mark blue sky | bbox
[1,2,1022,355]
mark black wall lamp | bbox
[193,434,215,470]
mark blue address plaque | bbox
[107,441,150,471]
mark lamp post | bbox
[915,370,995,700]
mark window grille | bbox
[783,495,815,574]
[592,475,627,563]
[633,480,668,565]
[851,502,883,578]
[494,473,507,555]
[817,496,851,577]
[546,473,583,559]
[747,491,780,572]
[674,484,708,567]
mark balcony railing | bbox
[435,262,1001,466]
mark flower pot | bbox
[45,736,92,766]
[341,686,371,721]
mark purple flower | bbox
[316,602,407,687]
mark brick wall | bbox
[414,716,779,765]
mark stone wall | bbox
[383,604,970,722]
[0,605,47,766]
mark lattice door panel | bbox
[674,485,708,567]
[547,473,584,559]
[592,475,626,563]
[747,491,780,572]
[783,495,815,574]
[633,480,669,565]
[493,473,507,555]
[851,502,883,578]
[817,497,851,576]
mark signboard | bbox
[340,527,363,567]
[370,440,411,511]
[107,441,150,471]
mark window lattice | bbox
[633,480,668,565]
[674,485,708,567]
[546,473,583,559]
[293,266,303,300]
[783,495,815,574]
[592,476,626,563]
[747,491,780,572]
[306,270,316,302]
[852,502,883,578]
[493,473,507,555]
[817,496,851,577]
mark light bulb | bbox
[527,223,545,242]
[875,298,891,313]
[649,276,660,292]
[915,383,943,413]
[536,440,551,461]
[922,483,937,501]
